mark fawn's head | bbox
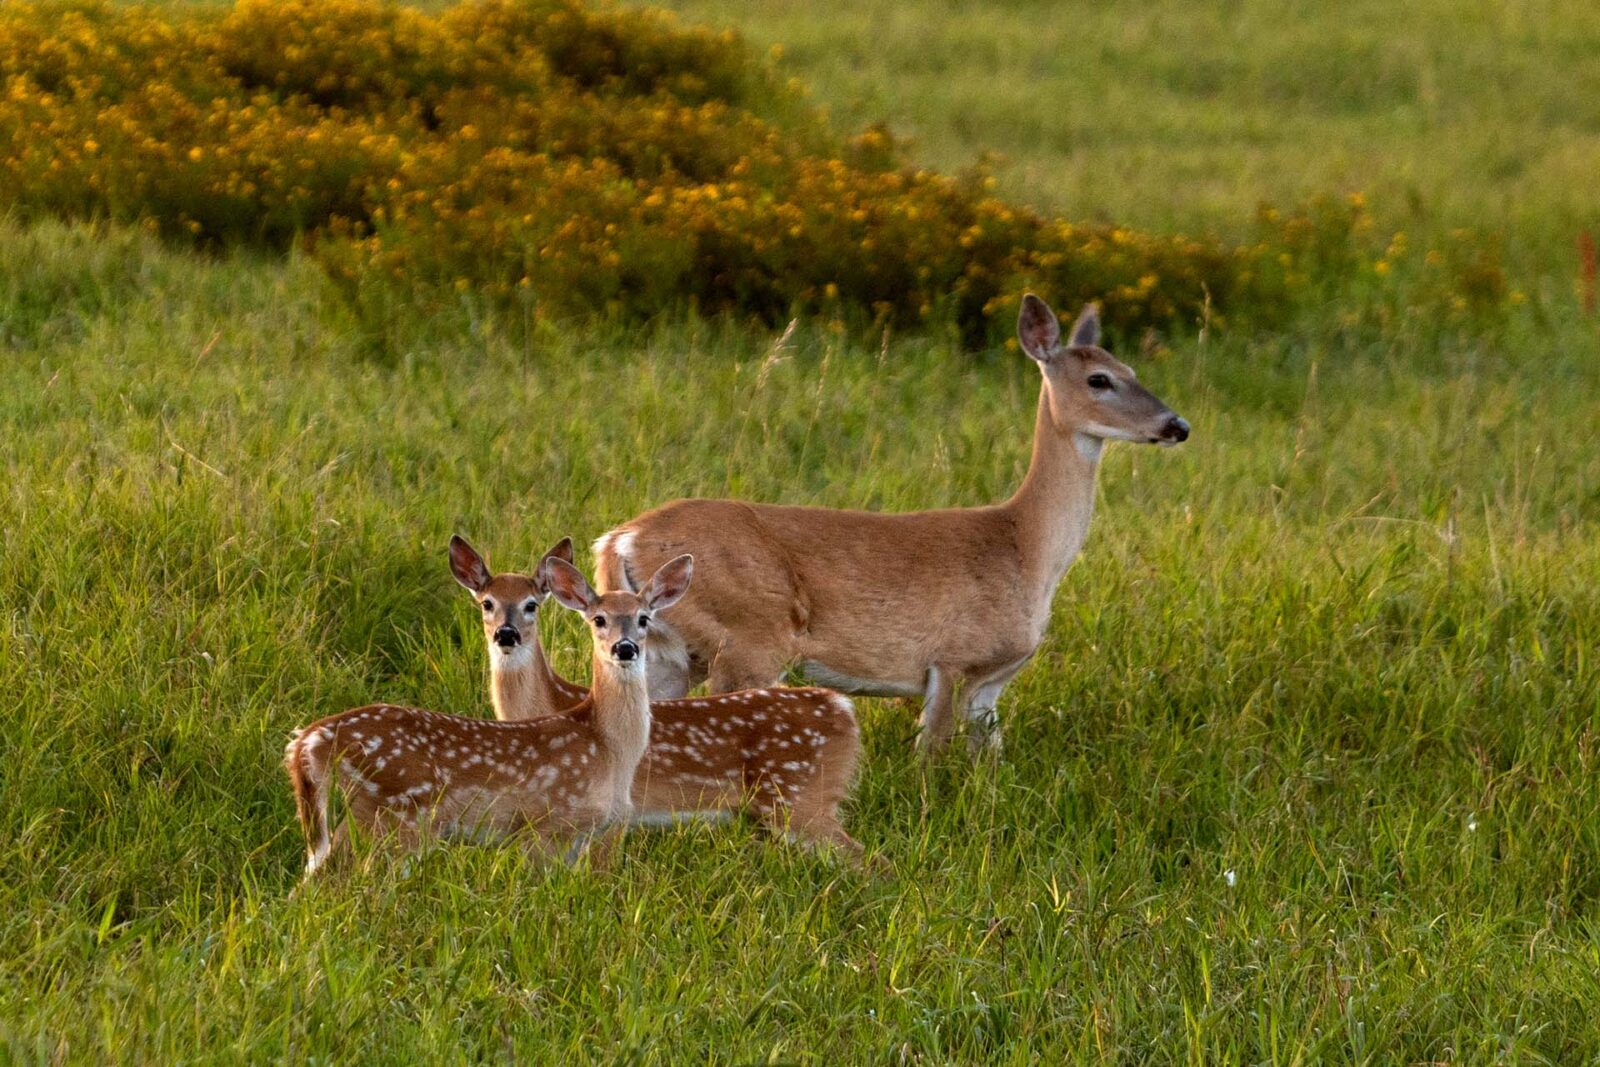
[544,555,694,672]
[1017,293,1189,448]
[450,535,574,660]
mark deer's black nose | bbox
[494,625,521,649]
[1162,416,1190,443]
[612,640,639,662]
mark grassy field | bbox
[652,0,1600,259]
[3,0,1599,1062]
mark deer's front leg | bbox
[962,678,1007,756]
[961,654,1031,756]
[916,666,958,756]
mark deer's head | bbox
[1017,293,1189,448]
[450,535,574,661]
[544,555,694,672]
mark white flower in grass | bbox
[1467,815,1479,832]
[1223,869,1237,888]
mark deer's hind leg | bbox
[707,639,788,693]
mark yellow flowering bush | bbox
[0,0,1506,341]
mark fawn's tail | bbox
[284,727,333,875]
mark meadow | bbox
[2,0,1599,1062]
[654,0,1600,257]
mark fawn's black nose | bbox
[612,640,639,662]
[1161,416,1190,443]
[494,625,521,649]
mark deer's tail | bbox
[284,726,334,875]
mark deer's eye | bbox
[1087,373,1113,390]
[481,599,493,612]
[638,615,649,629]
[593,615,606,628]
[524,601,538,613]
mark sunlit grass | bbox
[3,0,1597,1059]
[651,0,1600,269]
[1,217,1597,1059]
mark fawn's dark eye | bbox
[524,601,538,613]
[481,599,493,612]
[638,615,649,629]
[1087,373,1113,390]
[593,615,606,628]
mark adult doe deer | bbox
[450,535,865,859]
[593,293,1190,754]
[282,555,693,875]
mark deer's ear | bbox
[449,535,492,593]
[543,558,596,614]
[1017,293,1062,363]
[642,554,693,612]
[534,537,575,594]
[543,536,575,565]
[1068,303,1101,348]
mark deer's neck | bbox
[489,636,563,721]
[1004,387,1102,603]
[588,661,652,806]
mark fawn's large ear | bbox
[533,537,576,596]
[543,557,597,614]
[1017,293,1062,364]
[1068,303,1101,348]
[449,535,492,593]
[642,554,693,613]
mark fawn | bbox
[449,534,586,720]
[451,535,865,859]
[282,555,693,875]
[594,293,1189,754]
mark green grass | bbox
[2,217,1597,1061]
[4,0,1600,1061]
[652,0,1600,264]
